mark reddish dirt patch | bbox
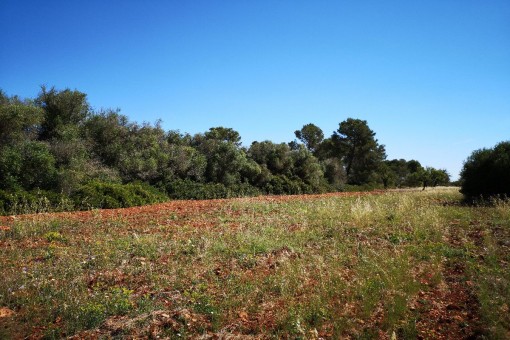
[414,223,484,339]
[0,191,385,228]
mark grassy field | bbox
[0,188,509,339]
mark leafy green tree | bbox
[57,159,121,195]
[402,160,424,187]
[405,172,423,188]
[384,159,408,187]
[83,109,130,167]
[248,141,324,191]
[321,157,346,188]
[0,93,48,192]
[429,168,450,187]
[407,167,450,190]
[290,144,325,190]
[295,123,324,153]
[196,129,259,186]
[460,141,510,199]
[331,118,386,184]
[36,86,90,141]
[85,111,176,185]
[248,141,294,177]
[167,130,193,146]
[116,121,171,184]
[378,162,397,189]
[204,127,242,147]
[0,93,44,144]
[0,141,57,190]
[165,145,207,182]
[406,160,422,173]
[35,87,92,191]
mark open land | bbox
[0,188,509,339]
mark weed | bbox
[44,231,65,243]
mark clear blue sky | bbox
[2,1,509,180]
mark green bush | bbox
[264,175,305,195]
[166,179,260,200]
[0,141,58,191]
[0,189,71,215]
[72,181,168,209]
[460,141,510,199]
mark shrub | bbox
[166,179,260,200]
[0,189,71,215]
[460,141,510,199]
[262,174,330,195]
[72,181,168,209]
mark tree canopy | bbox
[460,141,510,199]
[294,123,324,153]
[331,118,387,184]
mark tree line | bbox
[0,87,450,214]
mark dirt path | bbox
[415,221,485,339]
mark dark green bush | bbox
[460,141,510,199]
[229,182,261,198]
[166,179,260,200]
[0,189,71,215]
[264,175,305,195]
[72,181,168,209]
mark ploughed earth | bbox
[0,190,495,339]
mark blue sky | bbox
[1,1,509,180]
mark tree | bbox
[204,127,242,146]
[385,159,409,187]
[0,141,57,190]
[0,93,44,144]
[196,129,258,186]
[116,121,171,184]
[290,144,325,190]
[83,109,130,167]
[294,123,324,153]
[331,118,386,184]
[165,145,207,182]
[378,162,397,189]
[406,160,422,173]
[248,141,293,177]
[248,141,325,192]
[321,158,346,188]
[407,167,450,190]
[429,168,450,187]
[167,130,192,146]
[36,86,90,141]
[460,141,510,199]
[402,160,424,187]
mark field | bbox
[0,188,509,339]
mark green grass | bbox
[0,188,508,338]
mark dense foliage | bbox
[0,87,450,213]
[460,141,510,199]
